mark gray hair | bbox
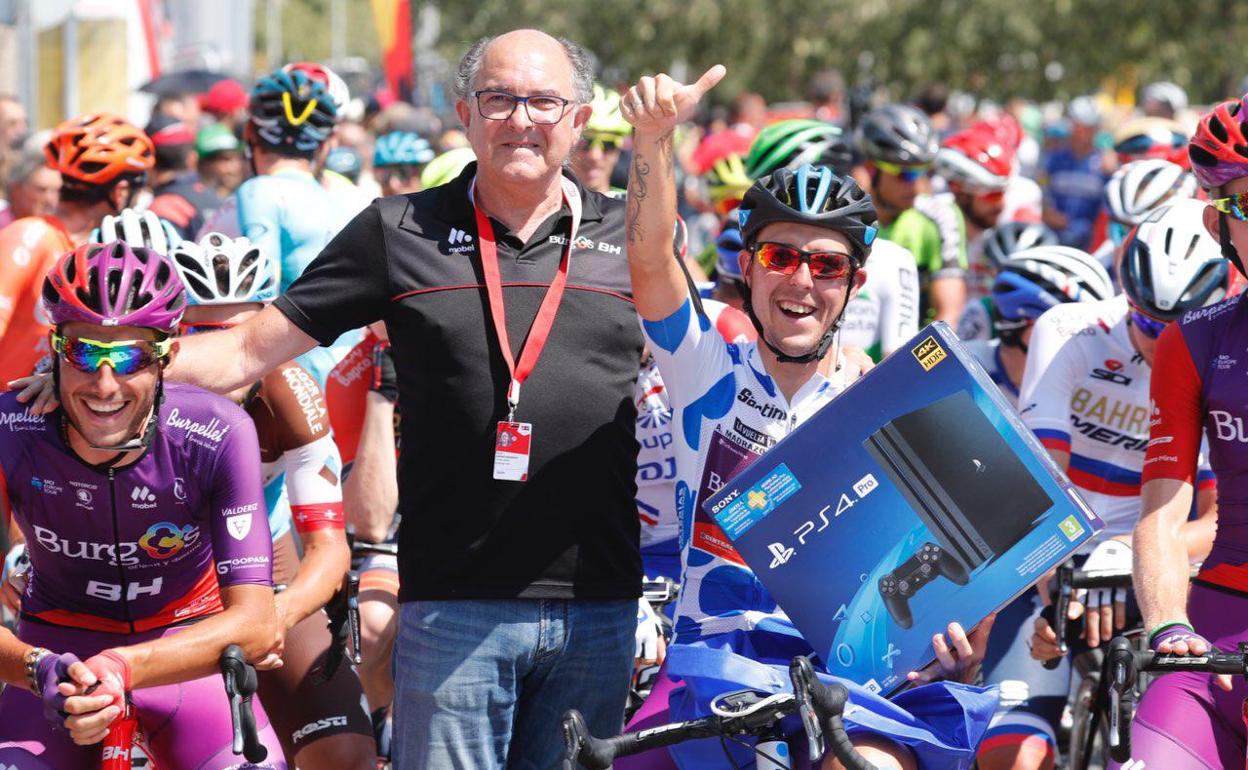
[5,148,50,190]
[454,33,594,105]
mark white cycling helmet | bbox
[170,232,280,305]
[91,208,181,256]
[1141,81,1188,115]
[1120,198,1229,321]
[1104,159,1197,227]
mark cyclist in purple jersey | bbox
[1128,95,1248,770]
[0,241,284,768]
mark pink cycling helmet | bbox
[1189,97,1248,189]
[42,241,187,334]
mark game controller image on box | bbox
[704,323,1103,694]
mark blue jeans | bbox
[392,598,636,770]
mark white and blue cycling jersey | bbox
[642,295,997,770]
[200,169,360,388]
[642,296,848,655]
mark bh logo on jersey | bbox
[139,521,197,559]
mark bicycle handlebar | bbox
[1043,563,1134,669]
[219,644,268,764]
[317,572,361,683]
[560,655,878,770]
[350,541,398,558]
[1104,635,1248,763]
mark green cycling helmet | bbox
[419,147,476,188]
[746,119,853,179]
[586,84,631,137]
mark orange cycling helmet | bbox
[44,113,155,187]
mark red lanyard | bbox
[471,176,583,420]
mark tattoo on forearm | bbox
[627,154,650,244]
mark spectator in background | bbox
[145,114,223,239]
[0,95,28,150]
[1041,95,1106,249]
[151,91,202,127]
[730,91,767,137]
[195,123,246,197]
[198,78,250,132]
[914,82,952,134]
[1140,81,1188,120]
[808,69,845,122]
[0,149,60,229]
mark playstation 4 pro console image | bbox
[864,389,1054,574]
[704,323,1102,693]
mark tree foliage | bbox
[264,0,1248,105]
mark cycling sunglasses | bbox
[970,187,1006,204]
[51,333,172,375]
[873,160,931,183]
[179,321,235,336]
[1211,191,1248,222]
[754,242,858,280]
[578,132,626,152]
[1129,310,1167,339]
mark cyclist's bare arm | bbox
[105,583,279,688]
[929,275,966,325]
[169,305,318,395]
[1133,478,1196,634]
[344,391,398,542]
[623,67,725,322]
[1186,487,1217,562]
[278,527,350,629]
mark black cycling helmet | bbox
[982,221,1061,268]
[248,67,338,155]
[737,164,878,364]
[857,104,939,165]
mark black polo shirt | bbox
[275,163,643,601]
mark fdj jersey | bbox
[0,385,273,630]
[1018,295,1214,546]
[840,238,921,361]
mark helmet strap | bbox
[1217,210,1248,279]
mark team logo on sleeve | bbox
[223,503,259,541]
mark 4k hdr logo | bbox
[912,336,946,371]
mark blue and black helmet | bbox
[992,245,1113,327]
[738,164,878,261]
[248,67,338,154]
[374,131,435,168]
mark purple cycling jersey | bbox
[0,384,273,633]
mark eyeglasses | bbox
[1211,191,1248,222]
[873,160,931,183]
[1129,310,1168,339]
[577,132,625,152]
[753,242,858,281]
[51,333,172,375]
[473,90,573,125]
[179,321,235,336]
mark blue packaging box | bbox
[701,322,1103,695]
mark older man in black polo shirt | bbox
[130,28,641,770]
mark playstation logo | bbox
[768,542,794,569]
[972,458,986,474]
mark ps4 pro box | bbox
[702,322,1103,694]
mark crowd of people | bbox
[0,23,1245,770]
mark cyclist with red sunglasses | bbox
[169,232,375,770]
[0,241,286,768]
[619,66,996,770]
[1128,95,1248,769]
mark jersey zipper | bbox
[107,467,136,634]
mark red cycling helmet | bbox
[935,125,1012,190]
[1189,98,1248,189]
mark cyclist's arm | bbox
[1134,322,1204,631]
[106,583,277,688]
[167,305,317,395]
[344,390,398,543]
[929,275,966,326]
[1017,307,1083,472]
[626,114,688,322]
[0,221,43,340]
[280,436,350,629]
